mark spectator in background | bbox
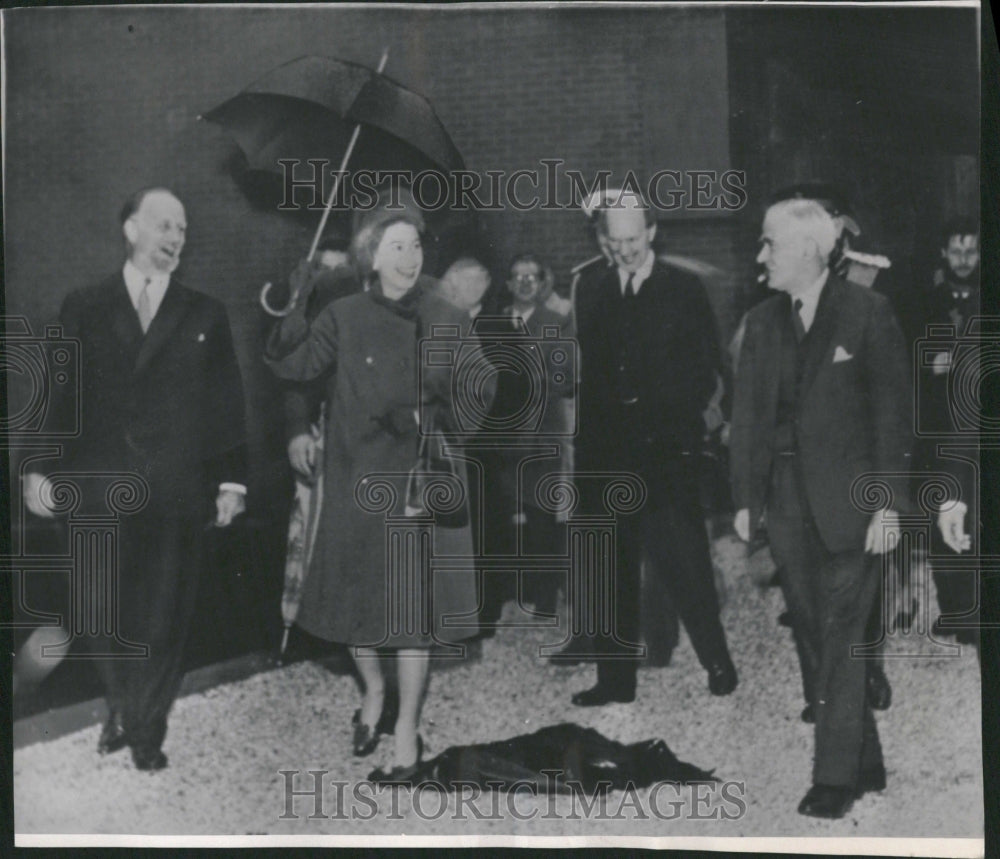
[436,256,492,329]
[916,217,980,646]
[475,254,576,627]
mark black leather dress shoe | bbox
[131,745,168,771]
[797,784,855,819]
[855,763,886,796]
[707,661,737,696]
[97,711,128,755]
[571,684,635,707]
[866,666,892,710]
[800,703,815,724]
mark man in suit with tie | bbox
[570,190,737,706]
[730,198,911,817]
[24,187,248,770]
[477,254,575,620]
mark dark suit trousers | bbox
[767,455,883,787]
[517,506,564,614]
[593,470,730,694]
[86,512,204,751]
[476,447,565,620]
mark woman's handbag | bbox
[404,420,469,529]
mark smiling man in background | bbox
[570,190,736,707]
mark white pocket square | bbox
[832,346,853,363]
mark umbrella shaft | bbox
[306,48,389,263]
[307,123,362,262]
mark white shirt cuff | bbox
[219,482,247,495]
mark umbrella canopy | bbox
[202,55,465,177]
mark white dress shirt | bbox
[123,260,170,321]
[792,268,830,334]
[616,248,656,296]
[510,304,536,325]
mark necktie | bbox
[624,273,636,298]
[791,297,806,343]
[136,278,153,334]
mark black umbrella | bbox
[202,50,465,314]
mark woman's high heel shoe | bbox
[367,735,423,786]
[351,709,380,757]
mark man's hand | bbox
[937,501,971,553]
[215,489,246,527]
[734,508,750,542]
[287,433,319,480]
[23,472,55,519]
[864,509,901,554]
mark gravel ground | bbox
[14,535,983,842]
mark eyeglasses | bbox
[510,273,541,284]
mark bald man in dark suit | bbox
[24,187,247,770]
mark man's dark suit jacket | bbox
[474,304,575,509]
[54,271,247,514]
[730,275,911,553]
[575,260,720,501]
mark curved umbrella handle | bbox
[260,281,296,317]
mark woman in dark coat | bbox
[265,197,481,780]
